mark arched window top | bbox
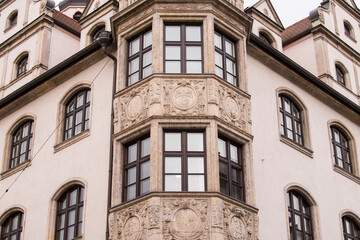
[287,190,314,239]
[344,20,355,39]
[90,24,105,43]
[330,125,353,173]
[335,63,347,86]
[63,88,91,141]
[7,10,18,29]
[9,119,34,169]
[16,54,28,78]
[55,185,84,240]
[342,215,360,240]
[1,211,23,240]
[259,30,274,46]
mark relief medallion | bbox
[169,208,202,238]
[123,216,141,240]
[171,86,197,110]
[228,216,247,240]
[127,95,143,120]
[224,96,240,120]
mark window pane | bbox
[165,175,181,191]
[188,175,204,191]
[187,133,203,151]
[218,138,226,157]
[68,210,76,225]
[143,51,152,66]
[186,61,202,73]
[67,226,75,239]
[232,168,241,184]
[69,189,77,206]
[129,72,139,85]
[141,161,150,179]
[58,214,65,229]
[186,26,201,41]
[143,65,152,78]
[22,124,29,138]
[215,66,223,78]
[165,157,181,173]
[165,26,180,41]
[129,38,140,56]
[20,141,27,154]
[186,46,201,60]
[226,58,236,75]
[226,74,236,85]
[75,125,82,136]
[76,93,84,108]
[11,216,18,230]
[127,167,136,184]
[165,61,181,73]
[215,51,223,67]
[128,143,137,163]
[143,31,152,48]
[295,214,302,230]
[231,185,242,200]
[141,138,150,157]
[293,195,300,211]
[215,33,222,49]
[165,133,181,151]
[220,178,228,194]
[140,179,150,194]
[219,161,228,179]
[75,111,83,125]
[129,58,139,74]
[284,99,291,113]
[225,39,235,57]
[230,144,238,163]
[165,46,181,60]
[126,185,136,201]
[188,157,204,173]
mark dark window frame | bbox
[287,190,313,240]
[17,55,28,78]
[127,29,152,86]
[163,130,207,192]
[214,31,238,86]
[336,64,346,86]
[279,95,304,146]
[10,120,33,169]
[342,216,360,240]
[164,23,203,74]
[331,126,352,173]
[8,12,17,28]
[259,31,272,45]
[218,136,245,202]
[55,185,84,240]
[122,135,151,202]
[63,89,91,141]
[1,211,23,240]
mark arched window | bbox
[331,126,352,173]
[7,11,18,29]
[10,120,33,169]
[259,31,273,46]
[1,211,23,240]
[63,89,90,141]
[55,185,84,240]
[344,21,355,39]
[279,95,303,145]
[335,64,346,86]
[287,190,313,240]
[16,55,28,78]
[342,216,360,240]
[90,25,105,43]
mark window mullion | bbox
[181,25,186,73]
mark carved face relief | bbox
[229,216,246,240]
[123,216,141,240]
[171,86,197,110]
[224,97,240,120]
[170,208,202,238]
[127,95,144,120]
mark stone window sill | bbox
[280,136,313,158]
[1,160,31,180]
[54,130,90,153]
[345,33,357,43]
[333,165,360,184]
[4,23,17,33]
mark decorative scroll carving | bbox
[155,3,211,12]
[119,84,149,130]
[148,204,161,229]
[163,198,209,239]
[211,198,224,228]
[219,85,249,131]
[149,80,161,104]
[208,79,219,104]
[163,80,205,115]
[109,213,115,240]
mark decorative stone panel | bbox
[115,76,251,134]
[109,193,259,240]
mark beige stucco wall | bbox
[0,57,113,239]
[248,54,360,240]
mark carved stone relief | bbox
[149,80,161,104]
[119,84,149,130]
[163,80,206,115]
[115,203,147,240]
[163,198,209,239]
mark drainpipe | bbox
[97,31,117,240]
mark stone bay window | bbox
[110,0,256,239]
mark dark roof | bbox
[53,9,81,37]
[59,0,89,11]
[282,17,312,46]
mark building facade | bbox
[0,0,359,239]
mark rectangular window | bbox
[164,24,203,74]
[123,136,150,202]
[218,136,244,201]
[163,131,206,191]
[214,32,237,86]
[128,30,152,86]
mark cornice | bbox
[0,0,15,10]
[79,0,118,27]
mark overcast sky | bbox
[54,0,360,28]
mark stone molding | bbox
[109,192,259,240]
